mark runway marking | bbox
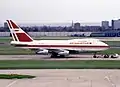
[5,80,18,87]
[105,76,116,87]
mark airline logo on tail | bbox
[6,20,33,42]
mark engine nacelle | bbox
[36,49,49,54]
[58,50,69,56]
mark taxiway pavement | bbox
[0,69,120,87]
[0,55,119,60]
[0,55,120,87]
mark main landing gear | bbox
[50,52,65,58]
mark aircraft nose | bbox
[103,42,110,48]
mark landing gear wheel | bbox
[50,52,58,58]
[104,54,109,58]
[93,55,97,58]
[93,52,97,58]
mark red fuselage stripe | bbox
[14,44,110,48]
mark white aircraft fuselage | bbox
[11,38,109,52]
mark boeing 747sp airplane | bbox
[6,20,110,58]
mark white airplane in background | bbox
[6,20,110,58]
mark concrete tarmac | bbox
[0,55,120,87]
[0,55,119,60]
[0,69,120,87]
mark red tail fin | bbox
[6,20,33,42]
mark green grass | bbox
[0,60,120,69]
[0,45,34,55]
[100,48,120,54]
[0,37,11,42]
[0,74,35,79]
[103,41,120,46]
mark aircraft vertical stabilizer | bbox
[6,20,33,42]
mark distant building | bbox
[71,21,74,29]
[74,22,80,29]
[4,22,8,28]
[101,21,109,29]
[111,20,114,29]
[90,30,120,37]
[111,19,120,29]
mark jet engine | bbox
[58,50,69,56]
[36,49,49,54]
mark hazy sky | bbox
[1,0,120,23]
